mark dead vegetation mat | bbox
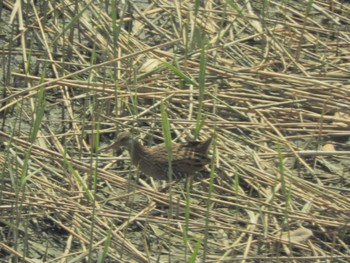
[0,0,350,262]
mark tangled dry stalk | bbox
[1,0,350,262]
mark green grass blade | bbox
[52,1,92,44]
[188,237,203,263]
[202,131,216,261]
[160,59,199,87]
[194,42,207,138]
[160,102,173,181]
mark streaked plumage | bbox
[107,132,212,180]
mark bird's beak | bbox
[99,141,120,152]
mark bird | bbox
[104,131,213,180]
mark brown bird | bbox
[104,131,212,180]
